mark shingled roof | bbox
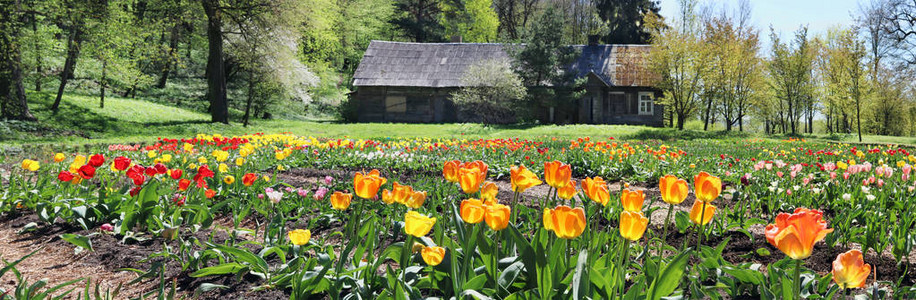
[352,40,655,88]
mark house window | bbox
[386,96,407,113]
[638,92,654,115]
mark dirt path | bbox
[0,219,147,299]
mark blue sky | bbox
[658,0,861,46]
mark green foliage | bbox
[594,0,660,44]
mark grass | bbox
[2,92,915,148]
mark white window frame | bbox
[638,92,654,115]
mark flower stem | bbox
[658,203,674,270]
[793,259,802,300]
[697,201,707,250]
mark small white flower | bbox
[792,185,800,191]
[861,186,871,194]
[266,190,283,204]
[842,193,851,201]
[866,194,876,201]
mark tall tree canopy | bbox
[596,0,661,44]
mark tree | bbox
[514,5,583,124]
[767,27,815,134]
[647,0,707,129]
[492,0,539,40]
[595,0,661,44]
[51,0,104,113]
[701,0,761,131]
[452,58,526,123]
[885,0,916,64]
[200,0,229,123]
[391,0,445,42]
[0,0,37,120]
[461,0,499,42]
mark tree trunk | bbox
[52,28,82,112]
[703,97,711,131]
[243,71,254,127]
[856,97,862,142]
[676,113,685,130]
[0,3,36,121]
[99,59,106,108]
[202,0,229,124]
[157,24,180,89]
[32,20,41,92]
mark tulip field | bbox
[2,133,916,299]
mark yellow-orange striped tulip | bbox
[484,203,511,231]
[458,162,487,194]
[543,161,571,189]
[330,192,353,210]
[765,208,833,260]
[557,180,577,200]
[354,169,387,199]
[689,200,716,225]
[694,172,722,203]
[659,175,688,205]
[404,191,426,209]
[390,182,414,204]
[510,165,542,193]
[619,211,649,241]
[382,189,396,204]
[582,177,610,206]
[421,246,446,266]
[481,181,498,201]
[620,189,644,212]
[460,198,485,224]
[404,211,436,237]
[443,160,461,183]
[833,249,870,289]
[543,205,586,239]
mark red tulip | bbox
[88,154,105,168]
[113,156,131,171]
[78,165,96,179]
[57,171,74,182]
[170,169,183,180]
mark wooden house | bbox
[350,40,663,126]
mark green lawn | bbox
[2,92,915,147]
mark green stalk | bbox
[401,235,415,280]
[618,240,631,300]
[510,191,519,224]
[697,201,708,250]
[657,203,674,270]
[794,259,802,300]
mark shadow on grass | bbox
[624,128,752,141]
[142,120,213,127]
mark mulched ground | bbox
[1,166,913,299]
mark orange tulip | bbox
[765,208,833,259]
[460,198,486,224]
[832,249,870,289]
[694,172,722,203]
[330,191,353,210]
[484,203,511,231]
[404,211,436,237]
[443,160,461,182]
[557,180,577,200]
[242,173,258,186]
[543,205,586,239]
[689,200,716,225]
[659,175,688,205]
[480,181,498,201]
[620,189,644,212]
[510,165,542,193]
[421,246,446,266]
[619,211,649,241]
[543,161,571,189]
[459,166,485,194]
[390,182,414,204]
[404,191,426,209]
[581,177,610,206]
[354,169,387,199]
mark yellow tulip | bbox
[619,210,649,242]
[581,177,610,206]
[53,153,66,163]
[460,199,485,224]
[288,229,311,246]
[694,172,722,203]
[659,175,688,205]
[510,165,542,193]
[421,246,446,266]
[20,159,40,171]
[832,249,870,289]
[404,191,426,209]
[689,200,716,225]
[557,180,577,200]
[354,169,387,199]
[404,211,436,237]
[223,175,235,185]
[480,181,498,201]
[484,203,511,231]
[543,161,571,189]
[620,189,644,212]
